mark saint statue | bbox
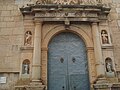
[25,31,32,46]
[106,62,112,73]
[22,60,30,74]
[105,58,114,73]
[101,30,109,44]
[24,64,29,74]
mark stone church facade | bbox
[0,0,120,90]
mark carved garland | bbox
[36,0,101,5]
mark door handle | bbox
[62,86,64,90]
[60,57,64,63]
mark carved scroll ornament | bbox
[36,0,100,5]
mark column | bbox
[32,21,42,81]
[92,23,105,76]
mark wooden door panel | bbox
[48,32,90,90]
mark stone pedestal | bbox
[94,84,111,90]
[94,77,120,90]
[26,81,45,90]
[94,83,120,90]
[106,72,115,78]
[93,78,111,90]
[15,83,45,90]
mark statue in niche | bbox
[23,64,29,74]
[22,60,30,74]
[105,58,114,73]
[101,30,109,44]
[25,31,32,46]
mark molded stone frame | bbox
[41,25,97,88]
[105,57,116,77]
[20,52,33,79]
[20,59,30,78]
[102,46,116,78]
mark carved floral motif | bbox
[36,0,101,5]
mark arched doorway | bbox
[48,32,90,90]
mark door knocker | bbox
[60,57,64,63]
[72,57,76,63]
[74,86,76,90]
[62,86,64,90]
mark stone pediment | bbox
[20,2,110,22]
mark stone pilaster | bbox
[32,21,42,81]
[87,47,97,84]
[41,47,48,85]
[92,23,105,76]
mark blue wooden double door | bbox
[48,32,90,90]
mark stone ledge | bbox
[94,83,120,89]
[20,3,111,22]
[102,45,114,49]
[20,46,34,50]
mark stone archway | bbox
[41,25,96,88]
[48,32,90,90]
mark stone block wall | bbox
[0,0,25,72]
[1,0,120,89]
[109,0,120,73]
[0,73,19,90]
[0,0,31,90]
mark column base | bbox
[96,78,109,84]
[26,81,45,90]
[32,79,41,82]
[93,78,110,90]
[93,77,120,90]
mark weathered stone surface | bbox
[0,73,19,90]
[0,0,23,77]
[1,0,120,90]
[1,11,11,16]
[113,0,120,3]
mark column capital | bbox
[87,47,94,51]
[42,47,48,51]
[92,22,98,25]
[34,20,43,25]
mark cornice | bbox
[20,3,111,22]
